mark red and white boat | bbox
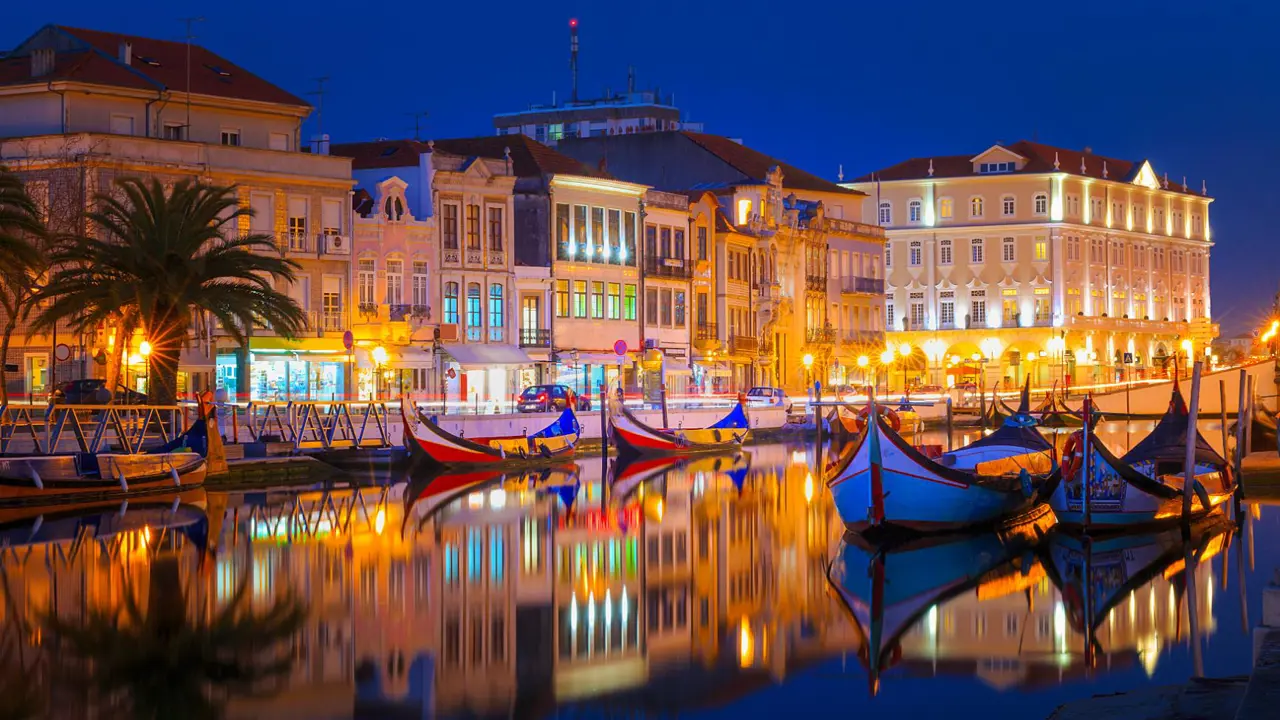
[609,401,750,457]
[401,403,580,467]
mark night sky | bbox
[5,1,1275,335]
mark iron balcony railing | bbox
[519,328,551,348]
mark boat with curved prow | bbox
[826,380,1059,535]
[401,401,580,467]
[609,399,750,457]
[1050,383,1234,531]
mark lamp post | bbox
[802,353,814,407]
[137,339,151,398]
[372,345,388,400]
[857,355,869,398]
[1047,334,1066,388]
[897,342,912,394]
[922,339,946,389]
[979,337,1002,392]
[879,348,894,398]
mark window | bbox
[162,123,186,141]
[555,203,570,257]
[674,290,686,326]
[971,238,984,264]
[442,204,459,250]
[1192,213,1202,234]
[697,226,708,260]
[607,209,621,262]
[1068,194,1080,217]
[444,282,459,324]
[357,259,375,306]
[1067,237,1080,261]
[109,114,135,135]
[645,288,659,325]
[1173,210,1184,232]
[1002,237,1015,263]
[910,300,924,329]
[1034,238,1047,261]
[978,161,1016,173]
[674,229,685,260]
[1033,192,1048,215]
[885,302,895,329]
[885,245,892,267]
[1134,203,1145,226]
[590,281,604,319]
[220,129,240,146]
[660,227,672,259]
[909,241,922,267]
[573,205,588,255]
[1111,202,1124,226]
[908,199,922,223]
[466,283,482,328]
[488,207,504,251]
[645,225,657,262]
[592,207,605,260]
[466,205,480,250]
[623,211,637,264]
[971,298,987,325]
[1090,197,1104,222]
[535,125,546,143]
[660,289,673,326]
[878,202,891,225]
[1156,206,1166,230]
[411,262,429,307]
[1001,195,1015,216]
[573,281,587,318]
[555,279,570,317]
[287,197,308,251]
[269,132,289,151]
[623,284,637,321]
[385,259,404,304]
[607,282,620,320]
[736,199,753,225]
[970,196,984,218]
[489,284,504,328]
[940,239,953,265]
[1090,238,1104,263]
[940,299,955,326]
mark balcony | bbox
[556,242,634,266]
[388,304,412,322]
[282,230,310,255]
[644,256,693,280]
[842,276,884,295]
[731,335,758,354]
[819,217,886,239]
[805,275,828,292]
[520,328,552,348]
[695,323,719,351]
[806,326,836,345]
[306,310,344,334]
[840,330,883,346]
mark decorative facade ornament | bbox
[927,159,934,177]
[1054,151,1060,170]
[1102,161,1108,179]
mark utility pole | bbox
[407,111,429,140]
[179,17,204,136]
[309,77,331,150]
[569,18,579,103]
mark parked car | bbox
[51,379,148,405]
[911,384,945,395]
[744,386,787,407]
[517,384,591,413]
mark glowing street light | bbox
[898,342,911,358]
[372,345,388,400]
[879,349,894,365]
[857,355,869,368]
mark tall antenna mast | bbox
[309,76,330,148]
[569,18,579,103]
[179,17,204,135]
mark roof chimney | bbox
[1083,146,1093,155]
[30,48,54,78]
[119,42,132,65]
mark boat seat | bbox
[974,452,1053,477]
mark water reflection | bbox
[0,442,1262,718]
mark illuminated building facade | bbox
[848,141,1217,390]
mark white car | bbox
[744,386,787,407]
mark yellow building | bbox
[848,141,1217,391]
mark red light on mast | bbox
[569,18,578,28]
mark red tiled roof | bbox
[680,132,864,196]
[853,139,1206,197]
[332,135,608,179]
[0,25,307,108]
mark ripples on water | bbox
[1,429,1275,719]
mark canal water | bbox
[2,422,1275,719]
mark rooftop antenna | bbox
[309,76,330,149]
[179,17,204,135]
[838,164,844,182]
[569,18,580,103]
[628,65,636,94]
[407,111,429,140]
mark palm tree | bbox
[0,169,46,404]
[42,556,309,719]
[33,177,307,405]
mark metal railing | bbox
[389,304,412,322]
[243,401,394,451]
[643,256,693,279]
[805,275,827,292]
[806,326,836,345]
[842,276,884,294]
[731,335,758,354]
[0,403,189,455]
[520,328,552,347]
[695,323,718,341]
[819,217,886,238]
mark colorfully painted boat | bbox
[609,401,749,457]
[825,516,1051,695]
[1050,385,1233,530]
[401,403,580,467]
[0,488,209,549]
[609,451,750,502]
[826,384,1058,535]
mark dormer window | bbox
[978,161,1017,174]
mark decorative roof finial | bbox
[1080,156,1086,174]
[1201,179,1207,195]
[1053,151,1060,170]
[1182,175,1188,192]
[1102,161,1108,179]
[427,139,435,152]
[927,158,934,177]
[838,164,844,182]
[1163,172,1169,189]
[504,146,512,174]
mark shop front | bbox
[553,351,633,400]
[440,343,535,413]
[216,338,351,402]
[353,345,435,402]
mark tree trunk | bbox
[0,316,15,405]
[148,337,181,407]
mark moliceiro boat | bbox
[401,402,580,467]
[826,382,1058,535]
[1050,386,1234,530]
[0,394,219,504]
[610,400,750,457]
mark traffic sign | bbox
[613,339,628,356]
[54,343,71,362]
[342,330,354,351]
[446,367,457,379]
[1123,352,1134,364]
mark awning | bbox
[249,337,347,353]
[389,346,434,368]
[559,352,629,366]
[441,343,534,369]
[665,361,692,377]
[694,362,732,378]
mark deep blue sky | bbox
[6,1,1276,335]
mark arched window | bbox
[1001,195,1015,217]
[444,282,459,325]
[878,201,892,225]
[908,199,922,223]
[466,283,482,331]
[489,283,504,332]
[970,196,984,218]
[1033,192,1048,215]
[383,195,405,221]
[938,197,954,220]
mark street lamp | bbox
[1047,335,1066,387]
[802,353,814,401]
[897,343,912,393]
[372,345,388,400]
[857,355,869,394]
[922,339,946,388]
[878,348,894,397]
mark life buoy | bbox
[855,406,901,433]
[1061,431,1085,479]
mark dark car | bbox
[517,384,591,413]
[51,379,148,405]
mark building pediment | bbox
[969,144,1027,172]
[996,276,1019,289]
[1130,160,1161,191]
[937,276,956,291]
